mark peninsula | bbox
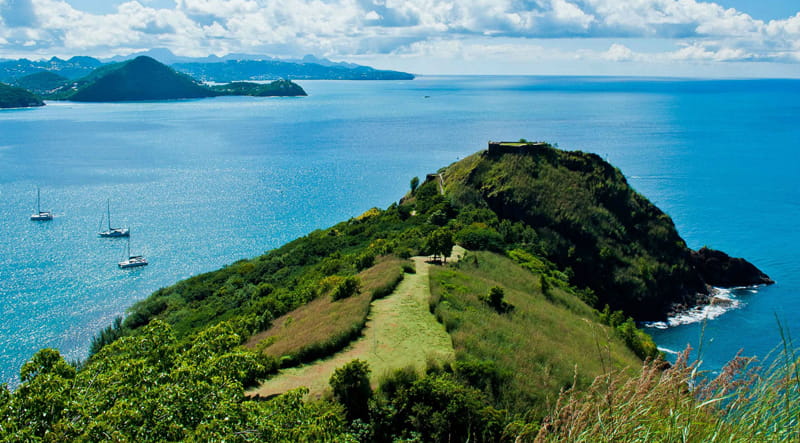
[0,141,776,441]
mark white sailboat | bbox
[98,199,129,237]
[30,186,53,221]
[118,235,148,269]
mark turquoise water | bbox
[1,76,798,385]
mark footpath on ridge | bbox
[248,246,464,399]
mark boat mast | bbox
[107,199,112,230]
[36,187,41,213]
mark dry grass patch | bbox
[245,256,408,367]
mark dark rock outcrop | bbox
[691,247,774,287]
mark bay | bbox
[1,76,798,385]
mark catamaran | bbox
[118,235,148,269]
[98,199,129,237]
[30,187,53,221]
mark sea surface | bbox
[1,76,798,385]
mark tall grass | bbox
[523,343,800,442]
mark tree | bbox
[330,359,372,421]
[424,229,454,263]
[410,176,420,193]
[482,286,513,313]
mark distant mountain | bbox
[65,56,218,102]
[173,59,414,82]
[0,56,102,82]
[1,49,413,83]
[0,82,44,108]
[13,71,69,95]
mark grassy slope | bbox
[250,253,458,398]
[244,256,408,366]
[430,250,641,415]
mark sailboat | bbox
[98,199,129,237]
[30,187,53,221]
[118,234,147,269]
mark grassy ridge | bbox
[245,256,408,367]
[430,251,641,416]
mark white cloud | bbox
[0,0,797,73]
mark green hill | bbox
[13,71,69,95]
[443,142,771,319]
[66,56,217,101]
[0,82,44,108]
[0,142,775,441]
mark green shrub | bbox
[330,359,372,421]
[331,276,361,301]
[455,225,504,251]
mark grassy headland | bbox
[0,141,778,441]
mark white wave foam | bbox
[657,347,680,356]
[644,287,744,329]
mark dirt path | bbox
[248,246,464,399]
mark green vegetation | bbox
[250,255,455,399]
[210,80,307,97]
[330,359,372,421]
[2,142,778,441]
[0,82,44,108]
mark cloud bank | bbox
[0,0,798,73]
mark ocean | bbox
[1,76,798,385]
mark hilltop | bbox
[443,142,772,319]
[0,142,774,441]
[64,56,218,102]
[0,82,44,108]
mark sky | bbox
[0,0,799,77]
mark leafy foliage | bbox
[330,360,372,421]
[331,276,361,301]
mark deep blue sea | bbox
[1,76,798,385]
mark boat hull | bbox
[99,228,130,237]
[118,256,148,268]
[30,212,53,221]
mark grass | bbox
[244,256,408,367]
[429,250,642,416]
[521,343,800,442]
[248,254,456,399]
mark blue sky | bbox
[1,0,799,77]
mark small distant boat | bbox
[98,199,129,237]
[118,236,147,269]
[30,187,53,221]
